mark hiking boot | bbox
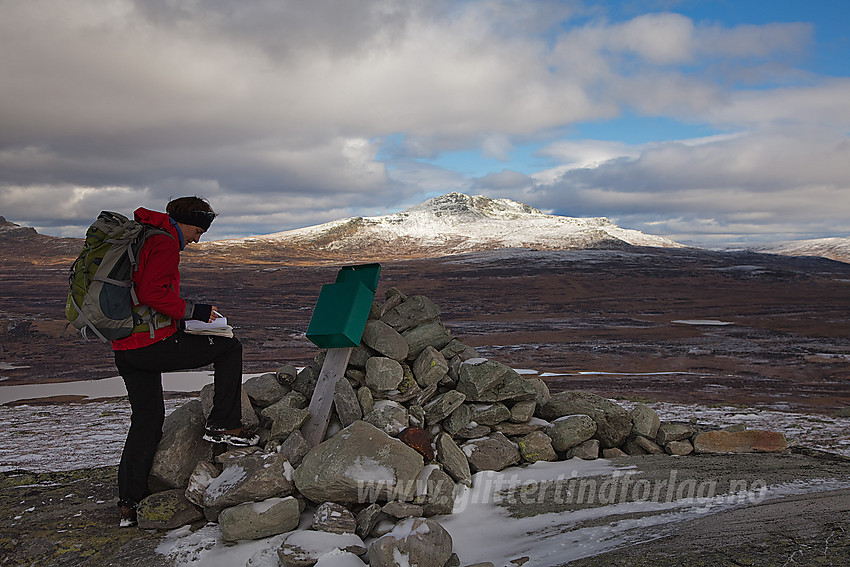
[203,426,260,447]
[119,505,138,528]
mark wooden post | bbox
[300,347,353,447]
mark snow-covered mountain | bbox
[208,193,683,260]
[756,237,850,264]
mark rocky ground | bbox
[2,241,850,565]
[2,451,848,566]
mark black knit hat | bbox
[169,210,217,231]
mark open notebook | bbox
[184,312,233,338]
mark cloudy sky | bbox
[1,0,848,246]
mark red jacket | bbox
[111,208,192,351]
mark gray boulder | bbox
[364,400,408,436]
[362,320,409,361]
[380,295,441,332]
[219,496,301,541]
[656,422,696,445]
[631,403,661,439]
[545,414,597,452]
[402,321,453,359]
[463,432,521,472]
[279,430,310,467]
[202,451,295,517]
[355,503,383,538]
[455,359,506,401]
[412,346,449,388]
[517,431,558,463]
[566,439,600,460]
[416,466,457,516]
[365,357,404,392]
[312,501,357,534]
[184,460,220,507]
[442,403,473,435]
[294,421,424,503]
[262,404,311,442]
[277,531,367,567]
[243,373,290,408]
[471,402,511,426]
[423,390,466,425]
[149,400,214,491]
[369,517,453,567]
[137,489,203,530]
[382,501,423,519]
[510,400,537,423]
[334,377,362,427]
[539,391,632,448]
[435,433,471,486]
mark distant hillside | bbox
[756,237,850,264]
[199,193,684,262]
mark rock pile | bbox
[140,288,788,566]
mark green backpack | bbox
[65,211,173,342]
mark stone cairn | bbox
[139,288,788,567]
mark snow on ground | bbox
[2,370,850,566]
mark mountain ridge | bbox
[203,192,684,261]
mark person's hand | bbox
[209,306,219,323]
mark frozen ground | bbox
[2,372,850,566]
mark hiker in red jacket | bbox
[113,196,257,528]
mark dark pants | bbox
[113,330,243,507]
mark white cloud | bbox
[0,0,843,246]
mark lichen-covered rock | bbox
[442,403,473,435]
[369,517,453,567]
[266,405,311,442]
[365,357,404,392]
[435,433,472,486]
[355,503,383,538]
[539,391,632,449]
[243,372,291,408]
[665,439,694,456]
[423,390,466,425]
[137,488,203,530]
[412,346,449,388]
[202,452,295,518]
[656,422,696,445]
[517,431,558,463]
[471,402,511,426]
[279,430,311,467]
[334,377,362,427]
[545,414,597,452]
[402,321,453,359]
[566,439,600,460]
[510,400,537,423]
[220,496,301,541]
[294,421,424,503]
[462,432,521,472]
[364,400,408,436]
[380,295,441,332]
[362,320,409,361]
[630,403,661,439]
[382,500,423,519]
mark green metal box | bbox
[334,262,381,292]
[306,264,381,348]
